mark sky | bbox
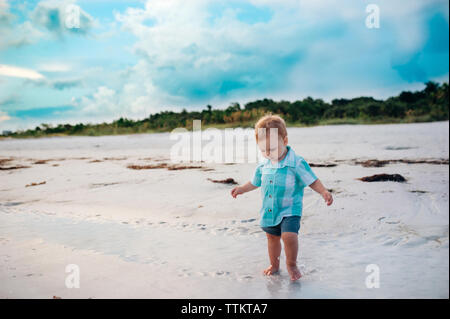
[0,0,449,132]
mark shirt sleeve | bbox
[250,163,263,187]
[295,158,318,187]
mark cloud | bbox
[26,78,83,90]
[0,64,45,80]
[71,64,182,120]
[0,94,20,107]
[390,8,449,82]
[0,1,44,49]
[1,0,96,49]
[0,0,14,27]
[0,110,10,123]
[114,0,313,103]
[37,62,73,72]
[111,0,449,105]
[74,86,118,116]
[30,0,95,36]
[53,79,82,90]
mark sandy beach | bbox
[0,121,448,298]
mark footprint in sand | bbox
[179,269,193,277]
[213,270,231,277]
[238,275,254,281]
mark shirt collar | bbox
[263,145,296,168]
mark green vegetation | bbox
[2,81,448,139]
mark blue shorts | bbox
[261,215,301,236]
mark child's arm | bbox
[309,179,333,206]
[230,181,258,198]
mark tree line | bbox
[3,81,448,138]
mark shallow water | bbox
[0,208,346,298]
[0,204,448,298]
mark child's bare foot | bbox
[286,265,302,281]
[263,265,279,276]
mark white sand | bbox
[0,121,448,298]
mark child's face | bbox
[257,135,288,161]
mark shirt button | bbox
[268,209,272,212]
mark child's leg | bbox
[263,233,281,275]
[281,232,302,281]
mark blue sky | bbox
[0,0,449,131]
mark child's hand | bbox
[322,190,333,206]
[231,186,244,198]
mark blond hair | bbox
[254,113,287,142]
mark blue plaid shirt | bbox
[251,145,318,227]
